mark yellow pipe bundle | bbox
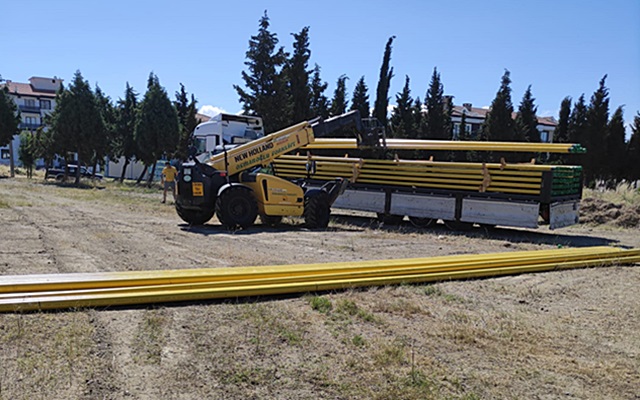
[303,138,586,153]
[272,155,582,196]
[0,246,637,312]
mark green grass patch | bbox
[309,296,333,314]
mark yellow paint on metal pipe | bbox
[0,247,637,312]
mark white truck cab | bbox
[193,113,264,156]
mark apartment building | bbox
[451,102,557,143]
[0,76,63,165]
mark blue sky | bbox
[2,0,639,132]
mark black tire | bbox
[409,216,434,228]
[260,214,283,226]
[175,203,215,225]
[215,186,258,229]
[376,213,404,225]
[304,191,331,228]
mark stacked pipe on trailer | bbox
[272,155,582,197]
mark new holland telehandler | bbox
[175,111,380,229]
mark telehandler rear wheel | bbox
[215,186,258,229]
[175,203,215,225]
[304,191,331,228]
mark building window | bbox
[540,131,549,143]
[25,99,36,107]
[1,149,10,159]
[40,100,51,110]
[25,116,37,125]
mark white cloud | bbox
[198,105,226,117]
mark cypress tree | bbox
[605,106,626,184]
[514,85,540,142]
[18,131,37,178]
[412,97,427,139]
[93,85,115,176]
[554,97,572,143]
[424,67,450,140]
[329,75,349,116]
[350,76,370,119]
[482,70,515,142]
[390,76,414,138]
[234,11,290,132]
[626,112,640,184]
[114,83,139,182]
[310,64,330,119]
[373,36,395,127]
[135,73,180,186]
[585,75,610,185]
[568,94,587,145]
[287,26,312,123]
[174,84,200,160]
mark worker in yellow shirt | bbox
[161,161,178,203]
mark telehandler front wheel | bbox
[303,191,331,229]
[175,203,215,225]
[215,186,258,229]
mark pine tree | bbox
[234,11,290,133]
[482,70,515,142]
[605,106,626,184]
[310,64,330,119]
[135,72,180,186]
[514,85,539,142]
[286,26,312,123]
[412,97,427,138]
[424,67,451,140]
[18,131,37,178]
[585,75,610,185]
[0,85,20,148]
[350,76,370,119]
[329,75,349,116]
[114,83,139,182]
[626,112,640,184]
[93,85,115,176]
[48,70,105,185]
[373,36,395,127]
[390,76,414,138]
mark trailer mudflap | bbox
[549,200,580,230]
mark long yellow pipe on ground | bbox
[0,247,637,312]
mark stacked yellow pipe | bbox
[273,155,582,196]
[0,247,637,312]
[304,138,586,153]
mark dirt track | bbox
[1,176,639,399]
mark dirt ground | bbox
[0,174,639,400]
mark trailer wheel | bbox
[304,191,331,228]
[376,213,404,225]
[444,220,474,231]
[216,186,258,229]
[175,203,215,226]
[409,217,434,228]
[260,214,283,226]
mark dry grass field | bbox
[0,167,639,399]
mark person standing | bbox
[161,161,178,203]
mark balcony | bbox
[19,123,43,131]
[19,105,41,113]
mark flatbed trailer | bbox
[272,155,582,229]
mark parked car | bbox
[45,165,103,181]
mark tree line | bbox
[234,12,640,187]
[3,71,200,186]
